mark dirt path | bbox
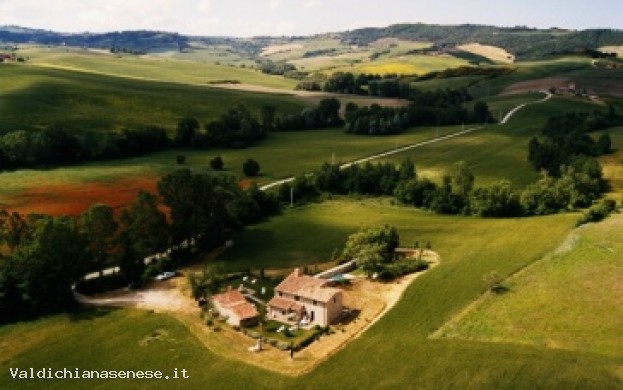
[73,278,196,314]
[501,90,552,124]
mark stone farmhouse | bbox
[211,287,259,327]
[267,269,343,327]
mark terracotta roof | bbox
[274,269,341,303]
[212,289,247,307]
[212,289,258,320]
[267,296,304,312]
[230,301,259,320]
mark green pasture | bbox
[437,212,623,358]
[0,64,304,134]
[19,46,296,89]
[379,95,604,187]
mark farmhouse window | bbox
[312,300,317,305]
[295,296,300,301]
[278,292,283,297]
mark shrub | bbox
[243,158,261,177]
[577,199,618,226]
[210,156,224,170]
[264,321,281,333]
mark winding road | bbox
[261,90,552,191]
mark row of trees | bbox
[344,97,493,135]
[176,99,343,147]
[0,169,281,323]
[0,126,169,171]
[278,156,606,218]
[0,98,342,171]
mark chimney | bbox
[293,268,300,277]
[227,285,232,291]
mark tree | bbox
[398,158,416,182]
[260,105,277,132]
[243,159,261,177]
[469,180,522,217]
[342,225,399,266]
[472,101,493,123]
[79,204,118,273]
[0,210,28,250]
[118,191,169,281]
[9,216,90,316]
[451,161,475,197]
[316,98,342,126]
[596,133,612,155]
[175,117,200,147]
[157,170,238,247]
[210,156,224,170]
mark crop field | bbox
[19,46,297,89]
[0,64,305,134]
[336,54,469,76]
[457,43,515,64]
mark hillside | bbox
[2,23,622,62]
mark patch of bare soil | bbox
[209,83,410,111]
[501,78,572,95]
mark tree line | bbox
[344,90,493,135]
[278,147,609,218]
[0,169,281,323]
[0,99,342,171]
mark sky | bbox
[0,0,621,37]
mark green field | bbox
[4,199,622,389]
[20,46,297,89]
[379,95,605,187]
[0,64,304,134]
[436,211,623,357]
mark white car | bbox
[155,271,176,281]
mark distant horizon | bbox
[2,21,621,39]
[0,0,621,38]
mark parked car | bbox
[155,271,176,281]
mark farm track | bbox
[261,90,552,191]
